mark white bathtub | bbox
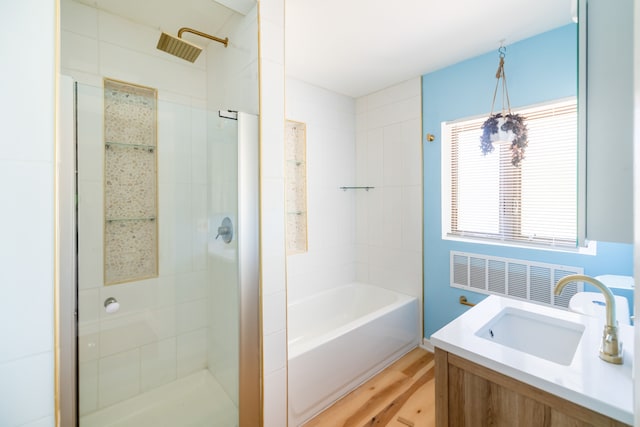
[287,282,420,426]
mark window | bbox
[442,98,577,248]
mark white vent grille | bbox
[450,251,583,309]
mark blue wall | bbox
[422,24,634,338]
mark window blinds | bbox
[446,99,577,247]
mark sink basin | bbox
[475,307,585,365]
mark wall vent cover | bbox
[450,251,583,309]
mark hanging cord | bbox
[489,46,512,116]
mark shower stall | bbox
[57,1,261,424]
[59,77,259,425]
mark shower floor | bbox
[80,370,238,427]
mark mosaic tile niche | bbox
[104,79,158,285]
[285,120,308,254]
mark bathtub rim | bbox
[287,282,418,360]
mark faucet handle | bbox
[600,324,623,364]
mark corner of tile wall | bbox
[258,0,288,425]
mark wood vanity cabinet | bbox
[435,348,630,427]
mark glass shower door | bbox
[74,81,258,426]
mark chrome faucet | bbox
[554,274,623,364]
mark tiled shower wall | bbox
[283,77,422,303]
[258,0,289,424]
[62,0,213,414]
[285,77,357,302]
[355,78,423,301]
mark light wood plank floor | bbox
[302,348,435,427]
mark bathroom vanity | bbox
[431,296,634,426]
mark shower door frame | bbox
[56,78,262,426]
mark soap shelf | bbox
[339,186,375,191]
[106,217,156,223]
[106,141,155,152]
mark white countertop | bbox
[430,295,634,425]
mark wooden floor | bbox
[302,348,435,427]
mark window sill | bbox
[442,234,598,256]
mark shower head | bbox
[156,27,228,63]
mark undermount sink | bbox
[475,307,585,365]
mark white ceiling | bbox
[74,0,574,99]
[286,0,575,97]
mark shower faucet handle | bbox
[216,226,230,239]
[215,217,233,244]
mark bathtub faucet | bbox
[554,274,623,364]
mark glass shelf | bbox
[106,141,155,152]
[106,217,156,222]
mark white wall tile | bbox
[141,337,177,391]
[78,328,100,363]
[0,161,54,364]
[60,0,98,37]
[263,329,287,374]
[356,262,369,282]
[261,177,286,255]
[264,367,287,427]
[260,19,285,65]
[0,352,54,426]
[366,129,384,186]
[99,42,207,101]
[98,349,140,408]
[155,271,208,307]
[402,118,423,186]
[259,0,285,27]
[366,187,384,247]
[1,1,54,163]
[158,101,192,184]
[77,180,103,290]
[367,77,421,111]
[365,87,395,112]
[76,82,104,172]
[61,30,100,74]
[151,305,178,340]
[79,289,100,324]
[260,61,285,179]
[98,280,155,319]
[355,192,369,244]
[382,187,403,249]
[79,360,98,415]
[191,187,209,270]
[61,69,104,87]
[263,291,287,336]
[262,250,287,296]
[177,328,208,377]
[99,314,155,357]
[177,298,208,333]
[191,108,208,184]
[355,96,368,115]
[383,123,404,186]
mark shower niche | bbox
[285,120,308,254]
[103,78,158,285]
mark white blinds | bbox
[446,99,577,247]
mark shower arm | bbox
[178,27,229,47]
